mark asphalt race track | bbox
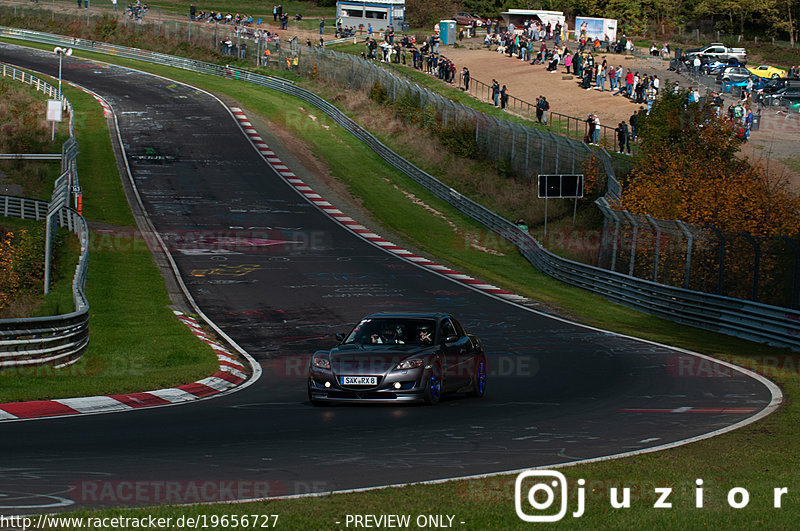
[0,43,779,514]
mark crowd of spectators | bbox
[358,31,460,85]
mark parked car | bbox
[702,58,745,75]
[685,43,747,64]
[762,77,800,94]
[453,12,482,26]
[721,75,767,93]
[717,66,753,83]
[764,85,800,106]
[747,64,788,79]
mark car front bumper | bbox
[308,367,427,403]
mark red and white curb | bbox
[0,312,249,422]
[230,107,527,302]
[63,79,113,116]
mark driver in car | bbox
[417,325,433,345]
[371,323,404,344]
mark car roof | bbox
[364,312,450,320]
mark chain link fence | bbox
[262,44,622,196]
[596,198,800,309]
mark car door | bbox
[439,318,471,390]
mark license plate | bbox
[341,376,377,386]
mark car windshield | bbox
[343,318,437,346]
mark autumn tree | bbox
[613,90,800,237]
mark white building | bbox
[500,9,566,33]
[336,0,405,32]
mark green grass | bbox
[0,68,217,402]
[3,35,799,529]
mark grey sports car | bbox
[307,312,487,405]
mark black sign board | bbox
[537,175,584,199]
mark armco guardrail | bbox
[0,196,89,368]
[2,27,797,350]
[0,63,89,368]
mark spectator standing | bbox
[541,96,549,124]
[597,64,607,91]
[585,113,596,144]
[564,50,572,73]
[646,84,657,114]
[593,113,601,143]
[616,121,630,153]
[320,18,325,35]
[462,67,470,91]
[500,85,509,109]
[491,79,500,106]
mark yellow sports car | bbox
[747,65,787,79]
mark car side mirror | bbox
[444,335,459,345]
[335,332,346,342]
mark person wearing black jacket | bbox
[616,121,630,153]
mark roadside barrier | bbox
[2,27,797,350]
[0,63,89,368]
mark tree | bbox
[405,0,460,27]
[613,91,800,237]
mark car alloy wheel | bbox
[424,363,442,405]
[468,357,487,398]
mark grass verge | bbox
[2,38,798,527]
[0,73,218,402]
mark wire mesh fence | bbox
[596,198,800,309]
[261,44,622,191]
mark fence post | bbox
[623,210,638,276]
[742,232,761,301]
[645,214,661,282]
[708,225,726,295]
[510,125,515,167]
[676,220,693,289]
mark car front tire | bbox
[308,386,324,406]
[423,362,442,405]
[467,356,487,398]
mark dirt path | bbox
[442,40,800,192]
[443,43,653,131]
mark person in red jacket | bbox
[625,71,634,97]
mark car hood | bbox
[328,345,433,374]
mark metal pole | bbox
[645,214,661,282]
[708,226,726,295]
[623,210,638,276]
[742,233,761,301]
[676,220,693,289]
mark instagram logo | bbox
[515,471,585,522]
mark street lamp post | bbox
[54,46,73,103]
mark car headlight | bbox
[312,356,331,370]
[394,359,424,370]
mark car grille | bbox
[327,390,396,400]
